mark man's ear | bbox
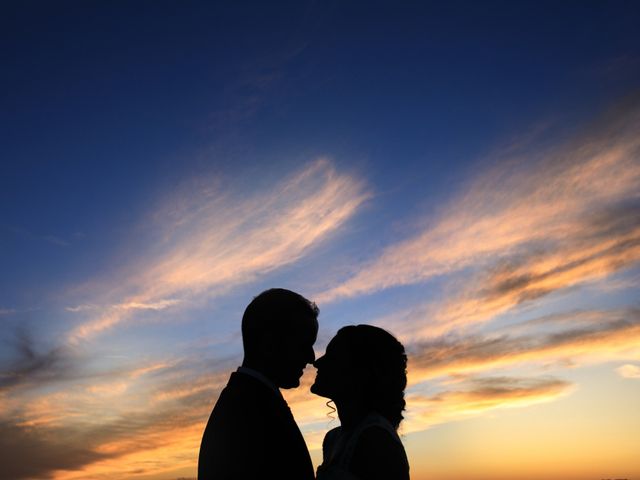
[258,331,277,359]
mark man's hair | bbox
[241,288,319,354]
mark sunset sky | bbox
[2,2,640,479]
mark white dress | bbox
[316,412,408,480]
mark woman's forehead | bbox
[326,331,351,352]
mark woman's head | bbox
[311,324,407,429]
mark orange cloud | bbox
[127,361,175,379]
[401,219,640,338]
[0,420,113,480]
[615,363,640,378]
[0,359,228,480]
[284,372,575,451]
[67,158,368,343]
[404,376,573,433]
[318,100,640,304]
[283,309,639,447]
[407,308,640,382]
[52,422,202,480]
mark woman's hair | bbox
[338,324,407,429]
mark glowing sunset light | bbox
[2,2,639,480]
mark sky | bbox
[1,1,640,479]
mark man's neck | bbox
[237,364,280,395]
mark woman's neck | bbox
[335,399,368,430]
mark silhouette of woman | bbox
[311,324,410,480]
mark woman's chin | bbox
[310,382,328,397]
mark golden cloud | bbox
[407,308,640,382]
[615,363,640,378]
[67,159,368,343]
[319,99,640,304]
[403,376,573,434]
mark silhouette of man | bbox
[198,288,318,480]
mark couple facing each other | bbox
[198,288,410,480]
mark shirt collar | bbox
[236,366,283,398]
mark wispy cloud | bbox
[65,305,96,313]
[407,308,640,383]
[319,99,640,307]
[282,307,640,444]
[284,372,575,451]
[615,363,640,378]
[280,308,640,449]
[387,209,640,339]
[207,36,309,131]
[67,159,369,343]
[419,203,640,336]
[404,376,573,433]
[4,225,71,247]
[6,96,639,480]
[66,299,181,313]
[0,330,73,392]
[0,391,206,480]
[0,348,229,479]
[0,421,112,480]
[42,235,71,247]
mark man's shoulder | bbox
[204,373,272,440]
[199,372,314,480]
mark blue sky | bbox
[1,2,640,479]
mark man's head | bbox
[241,288,319,389]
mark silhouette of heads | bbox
[311,324,407,429]
[242,288,319,389]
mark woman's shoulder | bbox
[322,426,343,452]
[324,426,342,442]
[355,424,404,453]
[349,417,409,480]
[356,412,401,441]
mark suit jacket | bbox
[198,371,315,480]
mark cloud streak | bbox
[0,351,229,479]
[66,299,181,313]
[616,363,640,378]
[67,159,368,342]
[319,99,640,311]
[4,225,71,248]
[282,308,640,449]
[0,421,112,480]
[6,97,638,480]
[285,372,575,450]
[404,375,573,433]
[407,308,640,382]
[0,330,73,392]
